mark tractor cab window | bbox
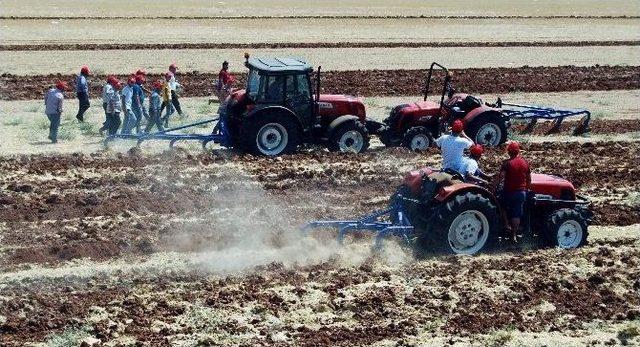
[284,74,311,104]
[261,75,285,103]
[247,69,260,100]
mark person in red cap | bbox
[75,65,91,122]
[167,63,184,118]
[458,144,492,185]
[120,77,138,134]
[145,80,165,132]
[210,60,235,105]
[496,141,532,242]
[44,81,69,143]
[99,75,117,135]
[105,79,123,136]
[160,71,176,127]
[434,119,474,173]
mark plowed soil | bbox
[2,65,639,100]
[0,141,639,345]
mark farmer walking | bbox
[120,77,138,134]
[106,80,122,136]
[160,72,175,127]
[75,65,91,122]
[132,74,147,132]
[145,80,165,133]
[99,75,116,135]
[168,64,185,117]
[495,141,532,243]
[44,81,69,143]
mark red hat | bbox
[128,77,136,85]
[507,141,520,155]
[135,75,145,84]
[115,81,123,90]
[165,71,173,80]
[152,80,163,90]
[169,63,178,71]
[80,65,90,75]
[470,144,484,157]
[55,80,69,91]
[451,119,464,133]
[108,76,120,87]
[106,75,116,84]
[135,69,146,76]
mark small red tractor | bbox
[371,62,590,150]
[305,167,592,256]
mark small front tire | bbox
[402,126,433,151]
[328,121,370,153]
[544,208,588,249]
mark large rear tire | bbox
[328,121,370,153]
[402,126,433,151]
[414,192,499,257]
[543,208,588,249]
[240,113,300,156]
[467,113,508,147]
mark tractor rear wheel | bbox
[414,192,499,257]
[240,113,300,156]
[467,113,507,147]
[544,208,588,249]
[402,126,433,151]
[328,121,370,153]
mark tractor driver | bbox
[495,141,532,242]
[434,119,474,175]
[458,144,492,185]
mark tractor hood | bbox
[397,100,441,117]
[530,173,576,200]
[317,94,366,120]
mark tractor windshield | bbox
[247,69,260,100]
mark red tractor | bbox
[222,55,371,155]
[373,62,510,150]
[305,167,592,256]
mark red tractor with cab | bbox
[222,55,370,156]
[374,62,510,150]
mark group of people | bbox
[434,119,531,242]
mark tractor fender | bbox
[246,105,303,133]
[462,106,506,126]
[435,183,501,209]
[327,115,361,134]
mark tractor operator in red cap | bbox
[458,144,492,185]
[434,119,474,174]
[495,141,532,242]
[75,65,91,122]
[44,80,69,143]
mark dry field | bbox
[1,1,639,346]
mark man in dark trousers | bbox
[496,141,532,242]
[44,80,69,143]
[75,65,91,122]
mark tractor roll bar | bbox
[315,66,321,118]
[423,62,453,116]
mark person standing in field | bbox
[145,80,165,133]
[160,72,175,127]
[495,141,532,243]
[167,63,185,118]
[120,77,138,134]
[99,75,116,135]
[75,65,91,122]
[210,60,234,105]
[132,74,147,133]
[44,80,69,143]
[106,79,123,136]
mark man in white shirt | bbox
[458,144,492,185]
[434,119,473,173]
[120,77,137,134]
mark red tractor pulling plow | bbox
[107,58,590,155]
[304,167,593,256]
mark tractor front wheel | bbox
[328,121,370,153]
[467,113,508,147]
[544,209,588,249]
[402,126,433,151]
[241,114,300,156]
[414,192,499,257]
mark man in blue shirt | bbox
[132,75,147,133]
[45,81,69,143]
[75,65,91,122]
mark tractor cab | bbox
[222,55,371,156]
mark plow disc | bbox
[497,98,591,136]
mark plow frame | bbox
[497,99,591,135]
[302,196,416,249]
[105,117,232,149]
